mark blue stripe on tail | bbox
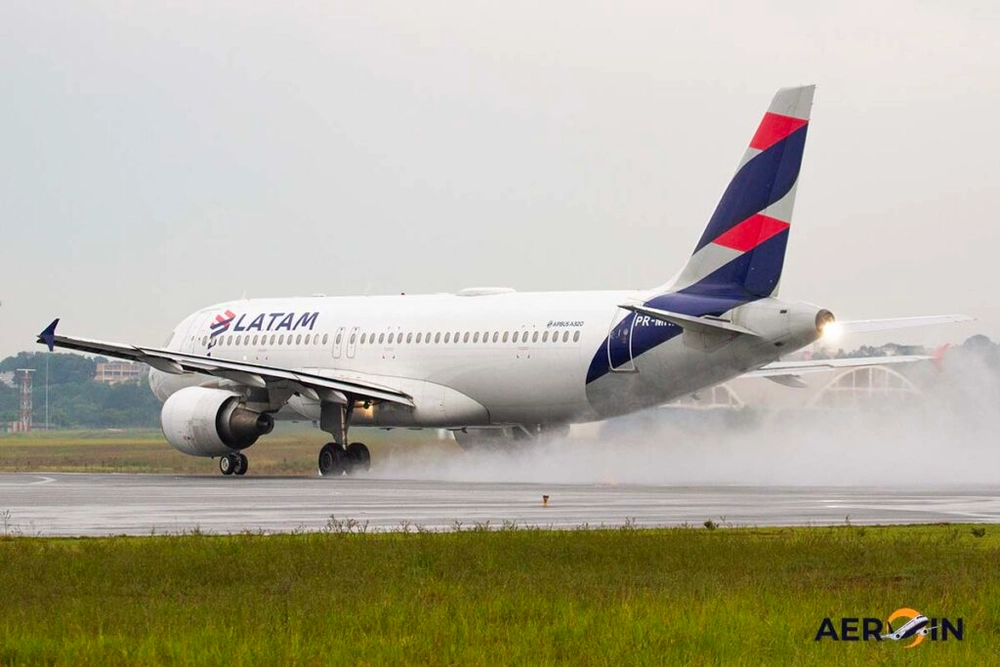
[694,125,807,252]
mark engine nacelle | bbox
[161,387,274,457]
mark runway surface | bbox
[3,473,1000,536]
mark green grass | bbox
[1,525,998,665]
[0,426,451,475]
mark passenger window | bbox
[227,335,233,345]
[349,332,356,344]
[304,334,310,345]
[483,331,489,343]
[435,333,441,344]
[378,333,385,344]
[563,331,569,342]
[473,332,480,343]
[335,332,343,345]
[388,333,395,344]
[253,335,259,345]
[532,331,539,343]
[502,331,509,343]
[426,331,431,342]
[573,331,580,342]
[361,333,367,345]
[542,331,549,342]
[444,332,451,343]
[416,332,423,343]
[235,335,242,345]
[322,334,328,345]
[278,334,285,345]
[270,335,276,345]
[454,331,460,342]
[296,334,302,345]
[463,332,470,343]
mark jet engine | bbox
[161,387,274,457]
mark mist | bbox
[371,340,1000,487]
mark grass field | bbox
[1,525,997,665]
[0,426,450,475]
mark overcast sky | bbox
[1,1,997,359]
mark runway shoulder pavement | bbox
[2,473,1000,537]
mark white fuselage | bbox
[149,290,823,429]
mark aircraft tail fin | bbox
[668,86,814,299]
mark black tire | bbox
[234,453,248,476]
[345,442,371,474]
[318,443,348,477]
[219,454,235,476]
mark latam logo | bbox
[207,311,320,337]
[815,608,964,648]
[230,311,319,333]
[210,310,236,340]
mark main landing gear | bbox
[318,442,371,477]
[317,400,371,477]
[219,453,248,476]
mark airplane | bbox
[37,85,970,477]
[881,614,934,642]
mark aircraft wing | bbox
[36,319,415,407]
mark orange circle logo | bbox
[886,608,927,648]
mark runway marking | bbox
[29,476,56,486]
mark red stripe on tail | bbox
[712,213,790,252]
[749,112,808,151]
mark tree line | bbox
[0,352,160,429]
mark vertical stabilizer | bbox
[669,85,814,299]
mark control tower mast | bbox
[16,369,34,432]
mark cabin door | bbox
[606,309,638,373]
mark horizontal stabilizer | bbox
[621,304,760,337]
[826,314,973,337]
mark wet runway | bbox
[2,473,999,536]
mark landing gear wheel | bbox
[318,443,348,477]
[233,453,248,476]
[345,442,371,474]
[219,454,237,476]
